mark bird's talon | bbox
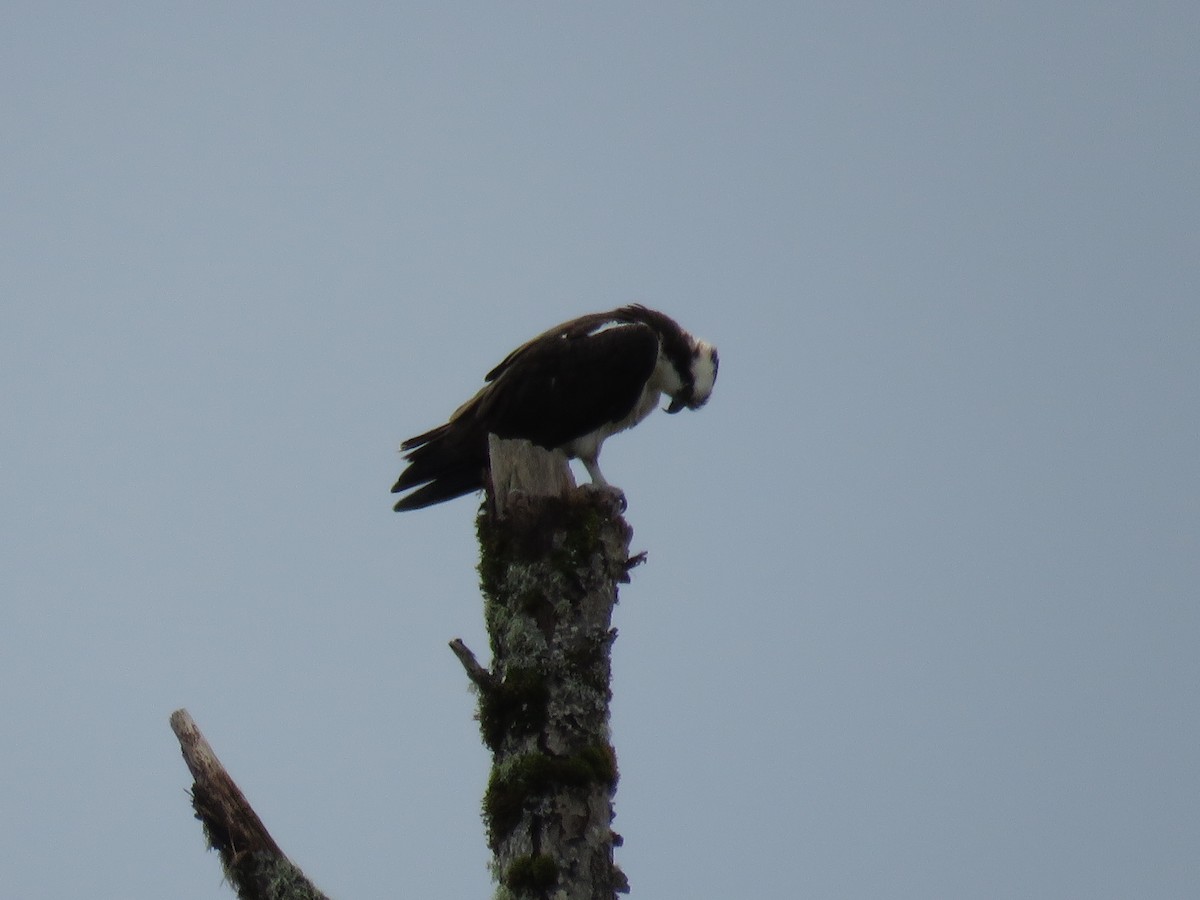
[580,482,627,512]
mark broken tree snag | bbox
[487,434,576,518]
[169,709,330,900]
[467,437,633,898]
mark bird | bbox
[391,304,718,511]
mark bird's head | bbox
[612,304,719,415]
[665,339,719,414]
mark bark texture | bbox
[455,437,637,899]
[170,709,329,900]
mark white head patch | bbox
[690,340,718,406]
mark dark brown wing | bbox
[482,308,642,382]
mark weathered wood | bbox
[169,709,330,900]
[462,437,633,898]
[487,434,575,517]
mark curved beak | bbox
[665,393,690,414]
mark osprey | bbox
[391,304,718,511]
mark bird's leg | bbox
[581,456,609,487]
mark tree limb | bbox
[449,637,496,690]
[169,709,330,900]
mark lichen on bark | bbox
[469,483,634,899]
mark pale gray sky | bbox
[3,4,1198,898]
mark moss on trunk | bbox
[472,486,634,899]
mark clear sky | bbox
[3,4,1197,898]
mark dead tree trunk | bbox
[172,437,639,898]
[450,437,638,898]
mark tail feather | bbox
[399,422,450,453]
[391,466,484,511]
[391,425,487,511]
